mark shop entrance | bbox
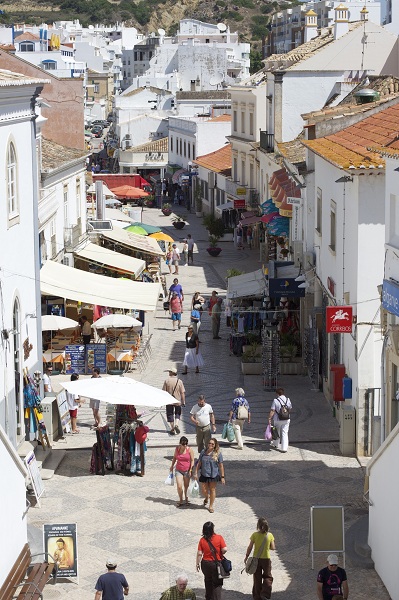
[390,361,399,433]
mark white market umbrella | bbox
[60,375,176,407]
[92,314,142,329]
[87,183,116,198]
[41,315,79,364]
[41,315,79,331]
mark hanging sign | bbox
[326,306,353,333]
[43,523,78,579]
[234,199,246,209]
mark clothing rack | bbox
[90,424,113,476]
[112,417,146,477]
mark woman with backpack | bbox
[194,438,225,513]
[228,387,251,450]
[244,517,275,600]
[268,387,292,453]
[196,521,228,600]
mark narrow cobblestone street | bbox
[29,207,389,600]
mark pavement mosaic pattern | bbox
[30,206,390,600]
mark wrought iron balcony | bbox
[260,131,275,153]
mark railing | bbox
[64,221,81,251]
[260,131,274,153]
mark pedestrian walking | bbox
[81,315,92,345]
[90,367,102,428]
[246,226,253,249]
[187,234,195,264]
[196,521,228,600]
[244,517,275,600]
[195,439,225,513]
[208,291,218,316]
[171,244,180,275]
[211,298,223,339]
[160,573,196,600]
[162,367,185,435]
[317,555,349,600]
[170,292,183,331]
[190,395,216,452]
[236,224,243,249]
[190,303,202,334]
[94,558,129,600]
[182,239,189,266]
[169,278,184,301]
[268,387,292,453]
[228,387,251,450]
[182,326,204,374]
[165,244,173,274]
[66,373,83,434]
[170,436,195,507]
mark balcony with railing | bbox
[260,131,275,153]
[64,219,82,251]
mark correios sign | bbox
[326,306,353,333]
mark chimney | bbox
[334,3,349,39]
[305,9,318,43]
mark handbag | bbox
[242,533,269,575]
[206,540,231,579]
[226,422,235,443]
[237,404,249,420]
[264,424,272,441]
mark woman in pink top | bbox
[170,436,194,507]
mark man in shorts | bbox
[169,292,183,330]
[162,367,186,435]
[171,244,180,275]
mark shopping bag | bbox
[271,426,279,441]
[222,423,228,439]
[189,479,200,498]
[164,473,174,486]
[226,422,235,443]
[264,424,272,441]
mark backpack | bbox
[277,396,290,420]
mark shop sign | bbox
[287,196,302,206]
[269,278,306,298]
[234,199,246,209]
[327,276,335,297]
[43,524,78,579]
[382,279,399,318]
[326,306,353,333]
[291,204,302,241]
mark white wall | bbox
[368,423,399,600]
[0,427,28,588]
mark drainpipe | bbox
[380,332,389,444]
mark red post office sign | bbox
[326,306,353,333]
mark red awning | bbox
[240,215,262,226]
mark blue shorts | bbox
[171,313,181,321]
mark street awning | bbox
[240,215,262,226]
[219,201,234,211]
[227,269,266,300]
[101,228,164,257]
[40,261,160,311]
[74,243,145,278]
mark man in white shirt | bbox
[43,365,53,395]
[187,234,195,265]
[190,395,216,453]
[81,316,92,345]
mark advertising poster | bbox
[25,451,45,506]
[65,345,86,375]
[86,343,107,374]
[43,523,78,578]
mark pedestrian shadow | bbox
[145,496,204,509]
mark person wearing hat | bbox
[162,368,186,435]
[317,554,348,600]
[94,559,129,599]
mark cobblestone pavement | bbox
[30,206,389,600]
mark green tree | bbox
[250,49,263,74]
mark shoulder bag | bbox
[237,403,249,420]
[242,533,269,575]
[206,539,232,579]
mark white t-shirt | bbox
[43,373,52,392]
[190,403,213,427]
[66,392,80,411]
[271,395,292,422]
[172,248,180,261]
[187,238,195,250]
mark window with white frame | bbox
[330,200,336,252]
[7,142,18,221]
[233,157,238,181]
[249,112,254,136]
[316,187,322,234]
[76,180,81,219]
[170,136,173,153]
[233,110,237,132]
[20,42,34,52]
[241,111,245,134]
[63,184,68,225]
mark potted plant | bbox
[207,235,222,257]
[194,183,202,217]
[280,343,298,362]
[241,344,262,375]
[144,195,155,208]
[172,215,186,230]
[161,203,172,216]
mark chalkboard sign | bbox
[310,506,345,568]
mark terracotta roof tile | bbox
[303,103,399,168]
[129,137,168,153]
[41,138,88,171]
[194,143,231,175]
[208,114,231,122]
[14,32,40,41]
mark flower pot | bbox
[162,209,172,216]
[173,221,185,230]
[206,247,222,257]
[145,202,155,208]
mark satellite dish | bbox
[209,73,224,86]
[158,28,166,36]
[217,22,227,32]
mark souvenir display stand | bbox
[90,424,114,476]
[23,368,51,449]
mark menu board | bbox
[65,345,86,375]
[86,343,107,374]
[56,390,72,434]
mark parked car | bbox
[92,120,108,128]
[91,126,103,137]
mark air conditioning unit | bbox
[62,253,74,267]
[292,240,303,267]
[304,251,315,267]
[124,133,132,149]
[208,172,216,188]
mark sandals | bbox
[185,498,190,505]
[203,498,209,506]
[177,501,183,507]
[209,507,214,513]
